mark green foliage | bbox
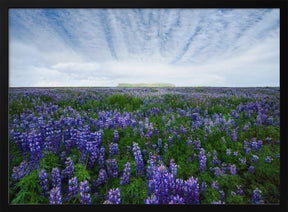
[11,170,47,204]
[120,177,148,204]
[226,193,244,204]
[107,94,143,112]
[195,89,206,93]
[39,152,60,171]
[201,187,220,204]
[9,99,22,117]
[74,163,91,182]
[40,95,55,104]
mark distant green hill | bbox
[117,83,175,88]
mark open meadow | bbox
[8,87,280,204]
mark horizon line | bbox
[8,86,280,88]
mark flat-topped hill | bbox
[117,83,175,88]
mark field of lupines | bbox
[8,87,280,204]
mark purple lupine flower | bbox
[146,155,157,180]
[182,126,187,134]
[238,158,246,165]
[99,120,104,130]
[211,200,225,204]
[169,159,178,179]
[219,190,225,201]
[182,176,200,204]
[145,117,149,129]
[103,200,113,204]
[169,194,184,204]
[257,140,263,149]
[192,113,198,121]
[49,186,62,204]
[12,160,30,181]
[166,119,171,127]
[95,169,108,187]
[131,119,136,128]
[221,163,227,173]
[38,169,49,196]
[266,137,272,144]
[98,146,105,169]
[265,156,273,164]
[87,141,98,169]
[252,188,262,204]
[226,148,231,156]
[139,121,143,137]
[147,164,175,204]
[120,162,131,185]
[243,139,250,149]
[169,136,173,146]
[61,157,74,179]
[236,185,243,196]
[266,117,273,125]
[79,180,92,204]
[212,155,220,165]
[175,178,184,195]
[132,142,144,176]
[104,188,121,204]
[133,126,137,136]
[212,181,219,190]
[229,164,237,175]
[233,151,239,157]
[51,167,61,188]
[53,129,62,154]
[144,194,159,204]
[231,191,237,197]
[152,144,157,149]
[27,131,42,167]
[172,114,176,123]
[252,155,259,163]
[242,124,248,132]
[66,177,78,201]
[106,159,118,178]
[201,182,207,193]
[164,143,168,153]
[213,167,222,177]
[109,143,119,158]
[248,166,255,174]
[126,146,131,154]
[251,139,259,151]
[78,131,89,165]
[193,139,201,150]
[199,148,207,173]
[231,131,237,142]
[158,138,162,148]
[113,130,119,143]
[187,140,192,147]
[244,147,251,155]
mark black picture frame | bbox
[1,0,287,211]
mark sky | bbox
[9,9,280,87]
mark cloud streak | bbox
[9,9,279,87]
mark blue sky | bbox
[9,9,279,87]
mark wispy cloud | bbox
[9,8,279,87]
